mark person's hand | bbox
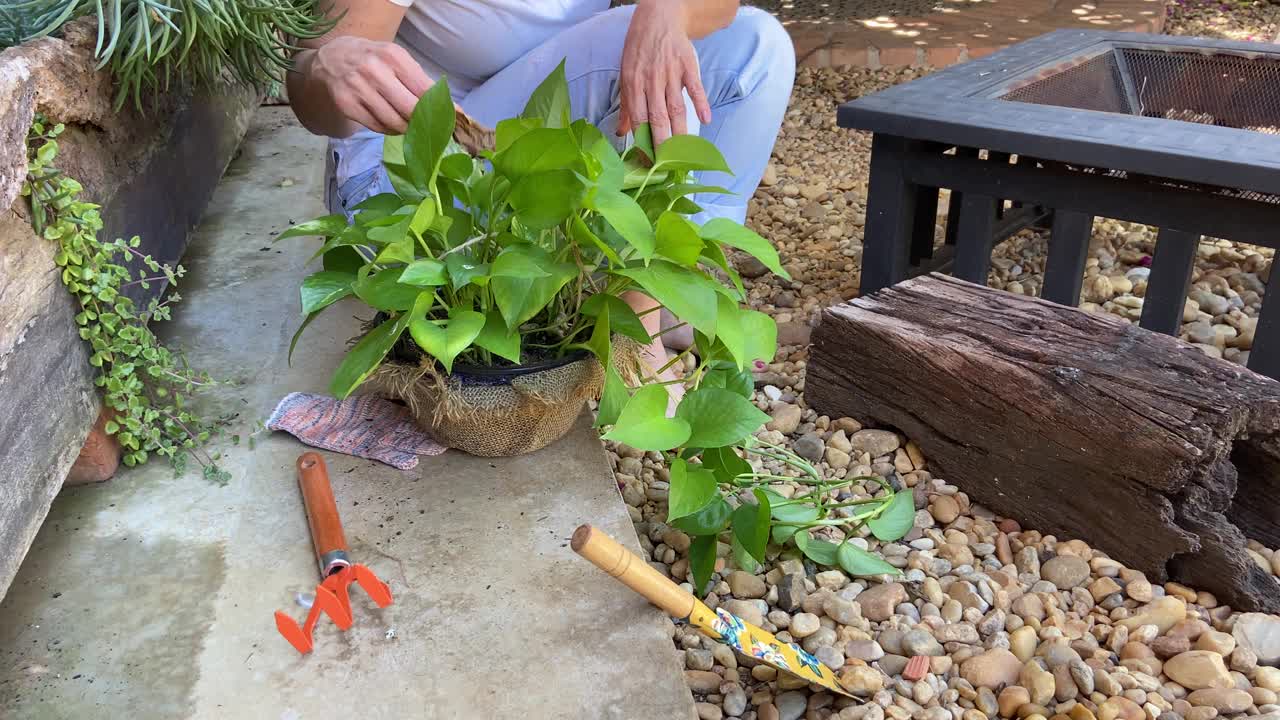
[618,0,712,145]
[310,36,433,134]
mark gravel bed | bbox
[608,5,1280,719]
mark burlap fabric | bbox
[366,353,603,457]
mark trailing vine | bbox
[23,116,229,484]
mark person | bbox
[287,0,794,405]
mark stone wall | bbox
[0,22,258,600]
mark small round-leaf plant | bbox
[280,63,910,593]
[23,117,229,484]
[0,0,334,110]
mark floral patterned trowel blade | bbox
[571,524,851,697]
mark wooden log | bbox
[806,274,1280,613]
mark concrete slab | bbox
[0,108,696,720]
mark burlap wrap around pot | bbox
[366,352,604,457]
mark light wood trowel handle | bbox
[571,524,696,620]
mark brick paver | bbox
[764,0,1168,69]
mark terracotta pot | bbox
[66,405,122,486]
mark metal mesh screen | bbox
[1000,46,1280,133]
[1001,51,1132,115]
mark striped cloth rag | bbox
[266,392,446,470]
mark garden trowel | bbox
[571,524,853,697]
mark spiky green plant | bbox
[0,0,333,109]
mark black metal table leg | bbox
[1139,228,1199,336]
[909,185,940,267]
[952,192,999,284]
[1249,288,1280,380]
[1042,211,1093,306]
[861,134,921,295]
[943,147,980,248]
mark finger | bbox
[629,87,650,140]
[360,92,406,134]
[378,75,420,127]
[381,43,433,97]
[339,76,395,133]
[666,78,687,137]
[647,81,671,145]
[684,64,712,125]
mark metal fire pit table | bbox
[839,30,1280,379]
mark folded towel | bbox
[267,392,446,470]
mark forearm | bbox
[288,50,359,137]
[286,0,408,137]
[644,0,740,39]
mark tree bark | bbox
[806,274,1280,613]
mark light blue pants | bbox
[325,5,795,226]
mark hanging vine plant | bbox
[23,116,229,483]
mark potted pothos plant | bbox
[280,63,912,588]
[278,62,785,455]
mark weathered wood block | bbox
[806,274,1280,613]
[0,25,257,600]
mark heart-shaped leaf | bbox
[330,312,410,399]
[595,365,631,428]
[472,309,521,363]
[654,134,731,173]
[617,261,718,340]
[800,537,840,567]
[404,77,455,189]
[689,533,717,597]
[491,247,576,329]
[509,170,586,230]
[763,490,819,525]
[838,542,901,577]
[399,259,449,287]
[655,211,704,267]
[300,271,354,315]
[675,387,771,448]
[521,59,571,128]
[355,268,421,311]
[491,245,552,279]
[667,458,718,522]
[741,310,778,365]
[867,490,915,542]
[700,219,791,280]
[589,188,654,257]
[700,446,752,485]
[409,308,486,374]
[601,384,690,451]
[732,489,771,564]
[671,496,732,536]
[275,215,349,242]
[580,293,651,343]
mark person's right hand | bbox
[309,36,433,135]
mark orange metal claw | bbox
[274,564,393,654]
[275,453,395,655]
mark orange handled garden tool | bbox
[571,525,852,697]
[274,452,393,654]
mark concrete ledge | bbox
[0,23,258,600]
[1,110,697,718]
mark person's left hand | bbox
[618,0,713,146]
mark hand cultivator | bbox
[274,452,393,654]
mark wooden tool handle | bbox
[296,452,350,576]
[571,524,695,620]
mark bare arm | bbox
[619,0,742,143]
[287,0,432,138]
